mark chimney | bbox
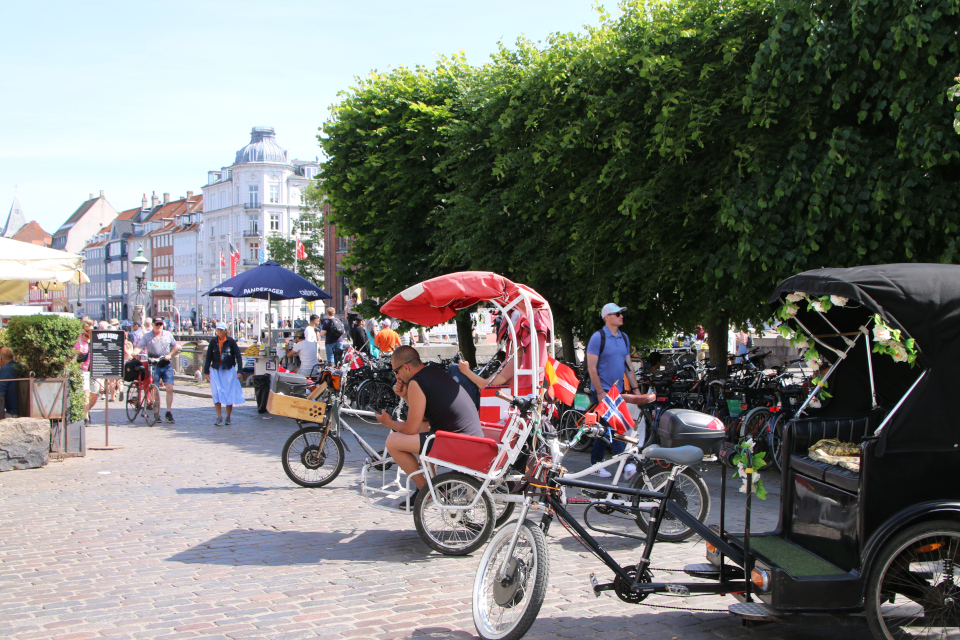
[151,191,159,207]
[186,191,193,199]
[142,194,148,209]
[163,192,170,204]
[89,193,94,201]
[100,190,104,198]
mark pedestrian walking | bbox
[203,322,245,426]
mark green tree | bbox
[264,211,325,284]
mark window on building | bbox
[210,222,216,239]
[269,184,279,203]
[211,193,218,210]
[250,243,259,261]
[270,213,280,231]
[248,214,258,233]
[248,185,259,206]
[338,236,350,252]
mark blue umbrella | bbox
[203,261,330,350]
[203,260,330,301]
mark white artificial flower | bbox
[810,397,822,409]
[793,336,809,349]
[830,295,848,307]
[786,292,805,303]
[811,300,825,313]
[888,341,908,363]
[873,324,892,342]
[783,303,799,318]
[739,482,748,494]
[743,438,755,452]
[806,358,819,370]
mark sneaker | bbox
[83,416,91,427]
[398,488,420,511]
[624,463,638,481]
[593,467,612,478]
[165,412,174,423]
[224,418,231,426]
[214,417,224,426]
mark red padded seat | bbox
[428,431,501,473]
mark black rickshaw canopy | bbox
[770,263,960,452]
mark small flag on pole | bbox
[600,385,635,434]
[544,357,579,406]
[219,249,225,267]
[296,239,307,260]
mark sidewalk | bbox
[0,398,871,640]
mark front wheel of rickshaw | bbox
[281,427,345,488]
[473,518,549,640]
[414,471,494,556]
[865,520,960,640]
[632,466,710,542]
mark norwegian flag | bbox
[296,239,307,260]
[600,385,635,434]
[342,346,365,370]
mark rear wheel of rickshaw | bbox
[865,520,960,640]
[632,466,710,542]
[281,427,345,488]
[414,471,494,555]
[473,518,549,640]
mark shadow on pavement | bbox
[166,527,437,566]
[176,484,300,494]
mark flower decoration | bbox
[830,295,849,307]
[871,314,917,367]
[732,438,767,500]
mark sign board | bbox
[147,281,177,291]
[90,330,124,379]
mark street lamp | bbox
[131,244,149,325]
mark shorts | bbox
[153,363,174,385]
[81,371,103,394]
[418,431,435,456]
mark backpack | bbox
[326,317,344,341]
[594,329,630,359]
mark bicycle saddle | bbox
[641,445,704,467]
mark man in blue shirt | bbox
[586,303,641,476]
[0,347,20,418]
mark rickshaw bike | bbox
[472,264,959,640]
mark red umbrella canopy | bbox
[380,271,548,326]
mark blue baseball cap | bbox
[600,303,627,319]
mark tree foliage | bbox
[317,0,960,365]
[264,211,325,285]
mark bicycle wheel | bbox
[769,413,787,473]
[739,407,774,471]
[558,409,593,453]
[348,380,380,424]
[281,427,345,488]
[356,380,397,422]
[632,466,710,542]
[125,382,141,422]
[144,384,161,426]
[865,520,960,640]
[414,471,494,556]
[473,518,549,640]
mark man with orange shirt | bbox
[374,320,401,354]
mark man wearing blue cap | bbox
[586,303,641,477]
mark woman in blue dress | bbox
[203,322,246,425]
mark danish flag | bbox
[296,239,307,260]
[342,346,364,370]
[544,357,579,406]
[600,385,635,434]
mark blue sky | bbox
[0,0,614,235]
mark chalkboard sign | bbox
[90,330,124,379]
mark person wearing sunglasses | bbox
[375,346,483,508]
[586,303,643,477]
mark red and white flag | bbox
[229,242,240,278]
[342,346,364,370]
[219,249,225,267]
[296,239,307,260]
[544,357,579,406]
[600,385,635,434]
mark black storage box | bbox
[657,408,726,454]
[271,372,311,397]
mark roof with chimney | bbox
[3,196,28,237]
[52,195,100,239]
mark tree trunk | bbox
[558,321,578,364]
[705,316,728,378]
[455,311,477,368]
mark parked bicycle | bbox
[124,355,161,426]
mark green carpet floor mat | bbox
[736,535,847,577]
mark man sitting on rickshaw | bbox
[375,346,483,508]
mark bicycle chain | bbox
[620,565,731,613]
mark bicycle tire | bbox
[739,407,774,471]
[632,466,710,542]
[473,518,549,640]
[414,471,494,556]
[769,413,786,474]
[558,409,593,453]
[125,382,141,422]
[144,384,161,426]
[281,427,345,488]
[355,380,397,422]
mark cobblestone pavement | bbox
[0,392,873,640]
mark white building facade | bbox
[200,127,319,324]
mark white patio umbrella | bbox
[0,237,89,303]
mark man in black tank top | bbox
[376,346,482,507]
